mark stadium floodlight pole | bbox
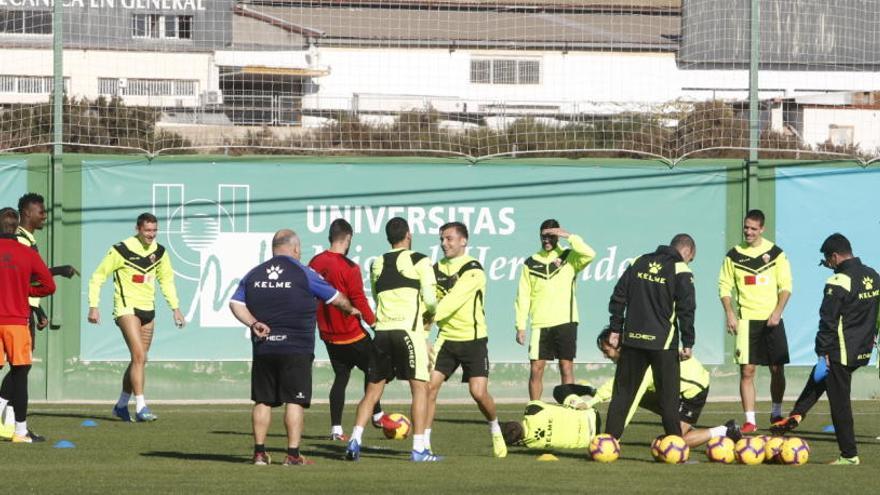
[747,0,760,210]
[48,0,64,399]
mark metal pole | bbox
[747,0,760,209]
[48,0,64,399]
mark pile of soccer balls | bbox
[706,435,810,465]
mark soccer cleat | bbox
[724,419,743,443]
[770,415,785,425]
[282,455,315,466]
[112,405,133,422]
[135,407,158,422]
[0,423,13,440]
[11,430,45,444]
[411,449,442,462]
[829,456,860,465]
[372,414,388,428]
[770,414,801,435]
[330,432,349,442]
[492,433,508,458]
[741,422,758,434]
[252,451,271,465]
[345,439,361,461]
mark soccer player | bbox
[308,218,387,441]
[583,328,741,448]
[605,234,696,440]
[230,229,361,466]
[87,212,185,422]
[515,219,595,400]
[0,207,56,443]
[719,209,792,432]
[345,217,439,462]
[771,234,879,465]
[424,222,506,458]
[499,391,601,450]
[0,193,78,440]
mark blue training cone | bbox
[822,424,836,433]
[81,419,98,427]
[54,440,76,449]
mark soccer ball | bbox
[657,435,690,464]
[382,413,411,440]
[779,437,810,466]
[705,436,735,464]
[763,436,785,463]
[735,436,766,465]
[589,433,621,463]
[650,435,664,462]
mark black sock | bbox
[287,447,300,458]
[254,444,266,454]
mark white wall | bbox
[801,107,880,154]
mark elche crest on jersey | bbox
[762,253,771,263]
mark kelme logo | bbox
[864,277,874,291]
[648,262,662,274]
[267,265,283,280]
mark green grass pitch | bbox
[4,402,880,493]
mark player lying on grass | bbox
[499,389,601,450]
[582,328,742,448]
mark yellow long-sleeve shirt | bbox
[434,255,486,341]
[718,239,792,320]
[16,226,41,308]
[515,234,595,330]
[88,236,180,316]
[370,248,437,332]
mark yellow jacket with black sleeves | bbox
[718,239,792,320]
[88,237,180,316]
[434,255,486,341]
[16,226,41,308]
[816,257,880,367]
[515,234,595,330]
[370,248,437,332]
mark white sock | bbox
[372,411,385,422]
[115,392,131,409]
[424,428,432,449]
[351,425,364,443]
[709,425,727,438]
[771,403,783,417]
[331,425,343,436]
[745,411,756,424]
[0,397,8,414]
[488,419,501,435]
[4,406,14,426]
[413,434,426,452]
[14,421,27,437]
[135,395,147,412]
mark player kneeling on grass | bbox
[582,328,742,448]
[229,229,361,466]
[499,391,600,450]
[424,222,506,458]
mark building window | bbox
[0,75,69,94]
[828,125,854,147]
[99,77,198,96]
[131,14,192,40]
[0,10,52,35]
[470,58,541,85]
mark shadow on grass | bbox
[211,430,354,442]
[30,411,113,421]
[142,451,251,464]
[433,418,486,426]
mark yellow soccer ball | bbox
[735,436,767,465]
[382,413,411,440]
[705,436,736,464]
[779,437,810,466]
[657,435,690,464]
[589,434,621,463]
[763,436,785,463]
[650,435,664,462]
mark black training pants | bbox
[791,361,858,458]
[605,346,681,439]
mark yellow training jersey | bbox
[16,226,41,307]
[88,236,180,315]
[370,248,437,332]
[434,255,487,341]
[521,400,598,450]
[515,234,595,330]
[718,239,792,320]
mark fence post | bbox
[747,0,760,210]
[48,0,64,400]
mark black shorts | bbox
[735,319,790,366]
[640,388,708,426]
[433,337,490,383]
[531,322,577,361]
[115,308,155,326]
[367,330,429,383]
[325,337,374,376]
[251,352,314,407]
